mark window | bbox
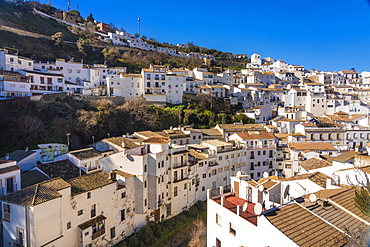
[145,199,147,206]
[174,186,178,197]
[158,162,161,168]
[121,192,126,198]
[216,213,222,226]
[203,173,206,178]
[158,177,161,184]
[91,204,96,218]
[121,209,125,221]
[229,222,236,236]
[110,227,116,239]
[155,74,159,80]
[87,192,91,199]
[144,165,147,172]
[3,204,10,221]
[218,156,222,161]
[161,75,165,80]
[68,69,72,73]
[40,77,45,83]
[77,70,81,73]
[144,180,147,188]
[67,222,71,229]
[78,210,83,216]
[47,77,52,83]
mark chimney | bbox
[221,195,225,206]
[5,153,9,160]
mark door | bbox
[234,181,239,197]
[6,177,14,193]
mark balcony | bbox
[92,228,105,240]
[173,162,187,169]
[246,144,276,150]
[208,162,219,167]
[173,175,188,183]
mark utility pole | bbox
[138,16,141,36]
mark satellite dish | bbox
[253,203,263,215]
[258,185,264,192]
[242,202,249,211]
[283,185,290,199]
[236,171,242,179]
[263,172,269,178]
[309,194,317,203]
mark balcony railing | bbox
[173,175,188,183]
[92,228,105,240]
[208,162,219,167]
[173,162,187,169]
[246,144,276,150]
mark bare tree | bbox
[10,115,46,147]
[188,218,206,247]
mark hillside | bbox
[0,0,247,71]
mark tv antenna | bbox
[137,16,141,36]
[253,203,263,215]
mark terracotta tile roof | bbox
[282,172,330,188]
[188,149,208,160]
[258,175,284,183]
[70,148,102,160]
[276,118,301,122]
[288,143,337,151]
[301,122,316,127]
[104,137,140,149]
[68,170,114,196]
[329,188,370,223]
[305,196,367,235]
[235,132,275,140]
[260,180,278,189]
[265,203,348,246]
[196,129,222,137]
[142,137,170,144]
[21,169,50,188]
[113,169,135,178]
[331,150,359,163]
[341,70,358,74]
[216,124,266,130]
[0,178,71,206]
[134,131,163,139]
[0,164,21,175]
[37,159,86,180]
[300,157,332,171]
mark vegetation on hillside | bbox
[115,201,206,247]
[0,96,252,156]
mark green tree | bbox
[354,185,370,217]
[51,32,65,46]
[76,38,89,54]
[86,13,94,22]
[102,48,120,66]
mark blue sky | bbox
[47,0,370,72]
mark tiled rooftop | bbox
[282,172,330,188]
[0,178,70,206]
[265,203,348,247]
[300,157,332,171]
[37,159,86,180]
[70,148,102,160]
[68,170,114,196]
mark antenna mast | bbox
[138,16,141,36]
[48,0,52,5]
[68,0,71,12]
